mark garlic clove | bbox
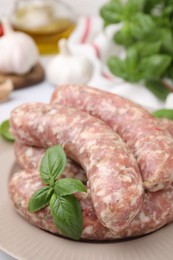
[46,38,94,85]
[0,79,14,102]
[0,19,39,75]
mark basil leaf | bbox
[166,64,173,79]
[28,186,53,213]
[124,47,138,79]
[108,57,128,79]
[123,0,144,18]
[134,41,161,58]
[108,55,142,82]
[160,29,173,55]
[143,0,162,13]
[40,145,67,185]
[163,5,173,17]
[100,0,173,92]
[153,109,173,120]
[114,24,134,46]
[139,55,172,79]
[0,120,15,142]
[127,0,145,11]
[100,1,123,25]
[54,178,86,196]
[50,193,83,240]
[130,13,155,40]
[145,79,170,101]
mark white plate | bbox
[1,137,173,260]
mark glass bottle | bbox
[11,0,76,55]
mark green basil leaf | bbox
[28,186,53,213]
[54,178,86,196]
[134,41,161,58]
[130,13,155,39]
[126,0,145,10]
[108,55,142,82]
[40,145,67,185]
[108,56,127,79]
[100,1,123,25]
[163,5,173,17]
[145,79,170,101]
[114,24,134,46]
[139,55,172,79]
[123,0,144,19]
[100,0,173,87]
[143,0,163,13]
[153,109,173,120]
[125,47,138,71]
[165,64,173,79]
[50,193,83,240]
[160,29,173,55]
[0,120,15,142]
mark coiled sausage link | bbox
[158,118,173,137]
[51,85,173,191]
[10,103,143,232]
[11,138,173,240]
[15,113,173,186]
[9,169,173,240]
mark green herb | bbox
[0,119,15,142]
[54,178,86,196]
[50,193,83,240]
[28,145,86,240]
[100,0,173,100]
[153,109,173,120]
[40,145,67,185]
[145,79,170,101]
[29,187,54,212]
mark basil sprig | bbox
[153,109,173,120]
[28,145,86,240]
[100,0,173,100]
[0,119,15,142]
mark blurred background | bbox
[1,0,173,111]
[0,0,107,17]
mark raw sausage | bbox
[9,169,173,240]
[51,85,173,191]
[10,103,143,232]
[14,117,173,180]
[14,142,87,183]
[158,118,173,137]
[13,146,173,239]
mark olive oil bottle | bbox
[12,0,76,55]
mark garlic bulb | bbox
[0,79,14,102]
[46,39,93,85]
[0,19,39,75]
